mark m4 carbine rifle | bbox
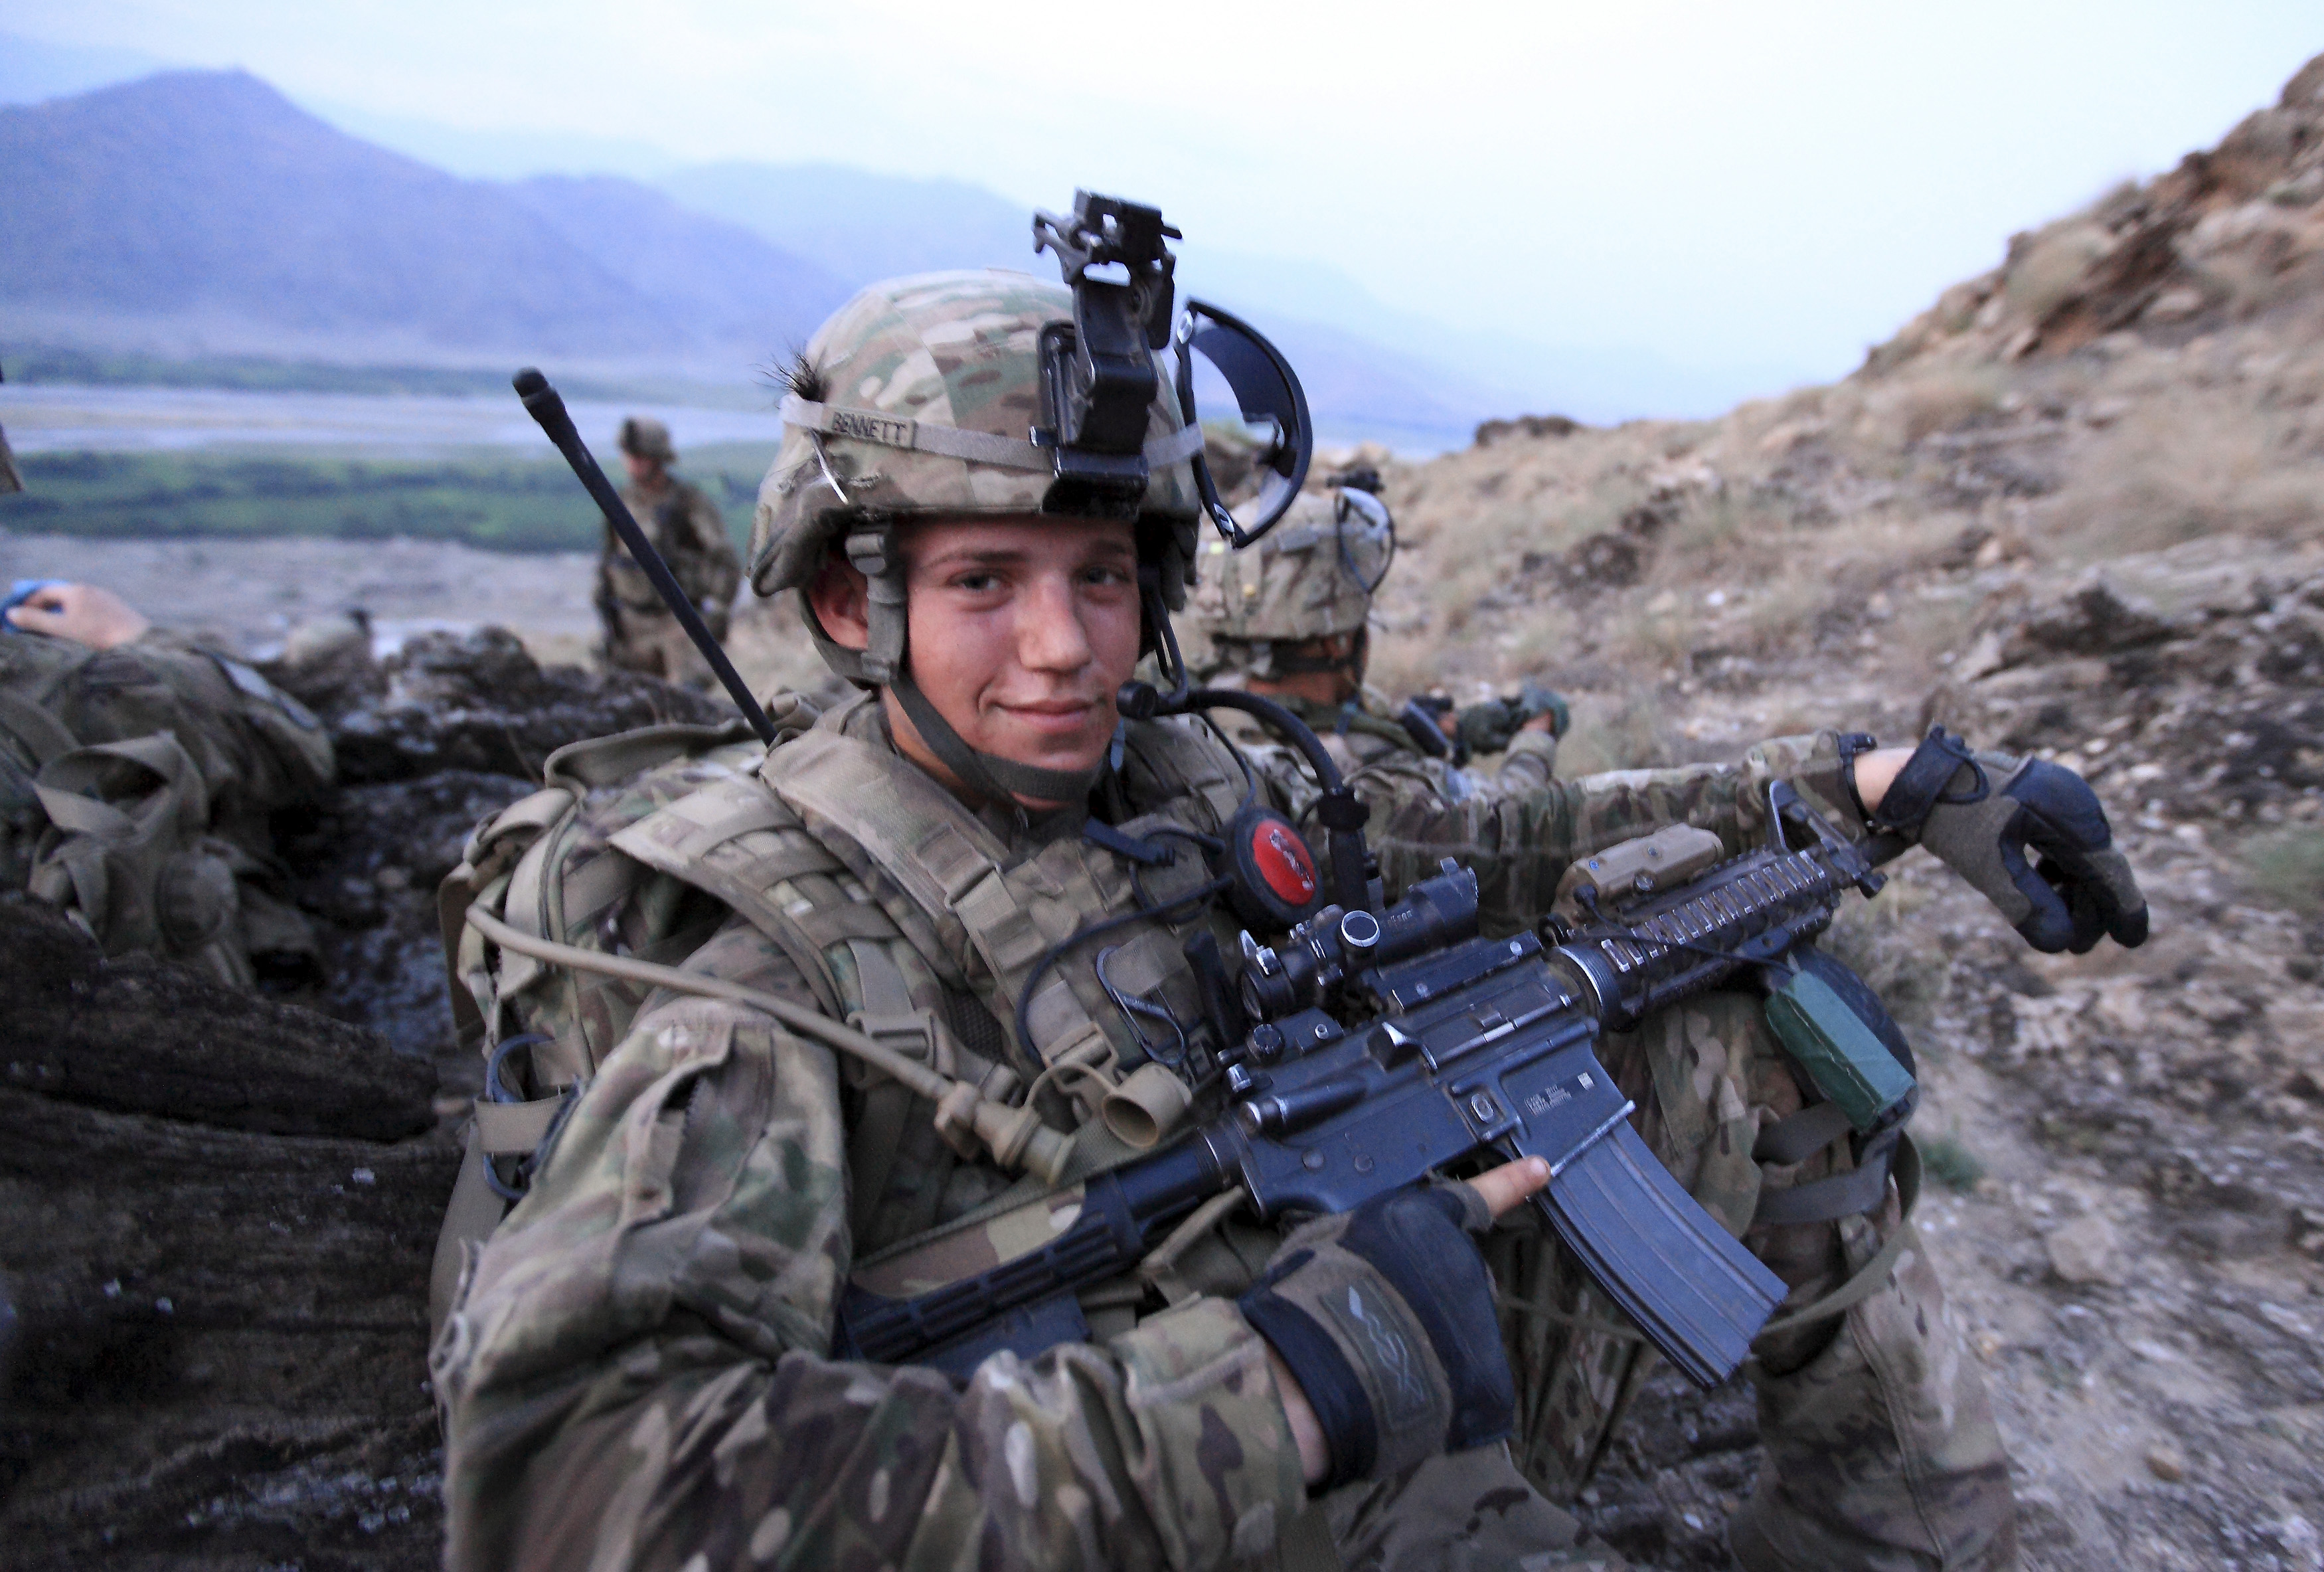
[838,781,1896,1389]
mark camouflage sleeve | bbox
[1353,731,1858,933]
[436,918,1306,1572]
[688,486,741,606]
[1488,729,1557,794]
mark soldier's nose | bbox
[1018,576,1094,671]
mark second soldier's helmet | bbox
[618,416,676,464]
[1189,483,1393,677]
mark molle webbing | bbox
[763,725,1121,1073]
[760,719,1244,1076]
[442,719,774,1079]
[604,705,1247,1248]
[607,773,853,1016]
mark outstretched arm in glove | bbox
[1850,730,2148,954]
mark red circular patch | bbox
[1250,820,1318,905]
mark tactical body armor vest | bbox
[433,691,1926,1519]
[435,691,1272,1326]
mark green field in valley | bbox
[5,345,770,407]
[0,444,778,553]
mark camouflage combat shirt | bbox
[434,699,1855,1572]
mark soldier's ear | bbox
[806,553,872,651]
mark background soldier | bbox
[0,582,335,988]
[436,264,2145,1571]
[1189,477,1570,811]
[594,415,740,687]
[1,357,23,495]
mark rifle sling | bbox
[1752,1124,1901,1227]
[1752,1132,1922,1342]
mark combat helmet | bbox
[1189,480,1394,679]
[748,191,1314,804]
[618,416,675,464]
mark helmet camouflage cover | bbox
[1189,485,1392,652]
[618,416,675,463]
[748,270,1203,620]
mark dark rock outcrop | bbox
[3,628,728,1568]
[270,624,726,784]
[0,902,455,1571]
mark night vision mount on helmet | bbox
[1027,192,1313,555]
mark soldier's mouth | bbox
[996,699,1104,736]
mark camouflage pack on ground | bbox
[0,630,333,987]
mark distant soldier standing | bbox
[594,416,740,687]
[1,358,24,495]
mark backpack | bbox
[426,700,818,1327]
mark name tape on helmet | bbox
[782,394,1204,475]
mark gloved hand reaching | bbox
[1857,729,2149,955]
[1455,680,1571,758]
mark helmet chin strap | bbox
[888,671,1103,809]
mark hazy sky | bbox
[8,1,2319,388]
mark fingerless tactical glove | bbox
[1238,1183,1513,1489]
[1868,731,2149,954]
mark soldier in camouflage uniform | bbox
[1187,454,2013,1569]
[434,266,2147,1571]
[596,416,742,689]
[1,357,23,496]
[0,582,335,988]
[1187,481,1568,818]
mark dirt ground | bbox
[1335,58,2324,1565]
[0,531,829,696]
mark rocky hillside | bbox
[1353,52,2324,1571]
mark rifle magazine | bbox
[1537,1122,1786,1388]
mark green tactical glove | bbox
[1238,1184,1513,1489]
[1453,701,1517,760]
[1874,731,2150,954]
[1517,679,1572,740]
[1453,681,1570,758]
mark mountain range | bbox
[0,58,1741,446]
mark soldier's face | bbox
[812,515,1143,807]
